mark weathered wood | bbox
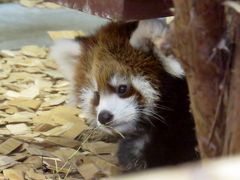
[170,0,227,158]
[224,13,240,154]
[49,0,173,20]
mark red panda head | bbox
[50,21,183,134]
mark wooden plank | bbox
[48,0,173,20]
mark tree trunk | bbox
[171,0,240,158]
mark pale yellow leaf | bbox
[0,50,17,58]
[6,123,31,135]
[21,45,46,58]
[19,0,43,8]
[48,31,85,40]
[7,98,42,110]
[3,169,24,180]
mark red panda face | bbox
[77,55,160,134]
[50,21,182,134]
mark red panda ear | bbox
[130,19,168,52]
[130,20,185,78]
[50,39,82,82]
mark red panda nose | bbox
[98,110,113,125]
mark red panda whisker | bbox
[138,109,167,125]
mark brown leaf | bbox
[25,168,46,180]
[0,138,22,155]
[0,156,19,171]
[3,168,25,180]
[45,137,81,148]
[82,141,118,155]
[7,98,42,110]
[77,163,103,180]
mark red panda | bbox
[50,20,198,171]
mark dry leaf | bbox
[42,123,73,137]
[42,60,57,69]
[25,168,46,180]
[34,123,55,132]
[7,98,42,110]
[5,84,40,99]
[0,50,17,58]
[45,70,64,79]
[19,84,40,99]
[19,0,43,8]
[89,156,120,176]
[52,147,81,161]
[51,106,80,116]
[2,117,32,125]
[77,163,102,180]
[21,45,46,58]
[0,156,19,170]
[48,31,85,40]
[0,138,22,155]
[3,168,25,180]
[10,112,36,119]
[6,123,31,135]
[42,156,73,173]
[45,137,81,148]
[41,96,66,107]
[0,65,11,80]
[11,152,29,161]
[0,129,11,136]
[83,141,118,155]
[41,2,62,9]
[26,146,54,157]
[5,107,18,115]
[24,156,43,169]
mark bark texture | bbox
[171,0,240,158]
[224,14,240,154]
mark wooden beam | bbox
[49,0,173,20]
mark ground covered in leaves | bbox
[0,45,121,179]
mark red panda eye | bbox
[117,85,128,96]
[92,91,100,106]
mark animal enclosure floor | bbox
[0,46,120,179]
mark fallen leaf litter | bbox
[0,41,121,179]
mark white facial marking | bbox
[79,87,96,126]
[131,75,159,106]
[97,93,138,133]
[50,39,81,82]
[109,74,128,87]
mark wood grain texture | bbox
[48,0,173,20]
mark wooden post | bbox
[170,0,226,158]
[170,0,240,158]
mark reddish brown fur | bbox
[74,22,165,100]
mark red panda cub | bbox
[50,20,198,171]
